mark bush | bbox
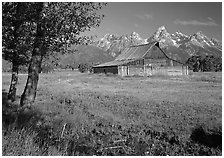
[19,65,28,73]
[40,63,54,73]
[78,63,93,73]
[201,56,222,72]
[186,55,222,72]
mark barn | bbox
[93,42,188,76]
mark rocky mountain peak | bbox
[175,31,189,38]
[158,25,166,31]
[131,31,139,35]
[196,31,203,36]
[101,33,119,42]
[147,26,178,48]
[130,31,146,44]
[190,31,215,47]
[193,31,207,39]
[130,32,140,39]
[154,26,170,40]
[211,38,222,50]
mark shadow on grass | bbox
[2,90,97,156]
[2,90,61,155]
[2,90,43,129]
[190,126,222,149]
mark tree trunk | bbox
[7,3,23,103]
[20,23,44,107]
[8,59,19,102]
[20,47,44,107]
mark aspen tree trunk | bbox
[20,23,44,107]
[8,59,19,102]
[7,3,22,102]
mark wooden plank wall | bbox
[117,58,188,77]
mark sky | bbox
[82,2,222,41]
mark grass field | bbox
[2,70,222,155]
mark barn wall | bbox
[94,59,188,77]
[128,65,144,76]
[93,66,118,74]
[144,66,188,76]
[144,58,167,67]
[143,58,188,76]
[126,59,145,76]
[118,66,128,76]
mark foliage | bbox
[39,2,107,53]
[78,63,93,73]
[2,2,40,65]
[186,55,222,72]
[201,56,222,72]
[40,64,54,74]
[186,56,201,72]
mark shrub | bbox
[19,65,28,73]
[78,63,92,73]
[201,56,222,72]
[186,55,222,72]
[40,63,54,73]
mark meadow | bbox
[2,70,222,155]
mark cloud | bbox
[135,13,153,20]
[207,17,213,21]
[174,19,218,26]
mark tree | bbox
[2,3,36,102]
[78,63,93,73]
[20,2,106,107]
[186,56,202,72]
[186,55,222,72]
[201,56,222,72]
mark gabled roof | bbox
[115,42,156,61]
[93,59,136,67]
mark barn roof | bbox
[93,59,136,67]
[115,42,156,61]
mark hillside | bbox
[59,45,114,69]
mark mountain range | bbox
[96,26,222,63]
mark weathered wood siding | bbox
[117,58,188,77]
[93,66,118,74]
[144,66,188,76]
[128,65,144,76]
[118,66,128,76]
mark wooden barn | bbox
[93,42,188,76]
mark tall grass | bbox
[2,89,222,156]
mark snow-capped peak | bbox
[130,32,142,41]
[191,31,216,47]
[176,31,189,38]
[158,25,166,31]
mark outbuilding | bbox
[93,42,188,76]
